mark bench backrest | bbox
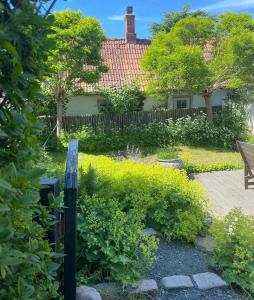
[237,141,254,170]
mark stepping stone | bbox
[192,272,227,290]
[93,282,122,300]
[161,275,194,289]
[131,279,158,295]
[195,235,216,253]
[76,286,102,300]
[143,228,158,236]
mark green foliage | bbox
[98,83,145,113]
[150,5,210,35]
[60,108,249,152]
[209,209,254,295]
[77,194,158,286]
[79,165,101,196]
[0,1,60,298]
[80,155,206,242]
[43,10,106,126]
[143,12,254,119]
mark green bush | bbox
[60,108,249,153]
[210,209,254,295]
[76,156,205,286]
[98,83,145,113]
[80,155,206,242]
[77,194,158,286]
[0,2,60,299]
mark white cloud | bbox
[108,15,124,21]
[202,0,254,12]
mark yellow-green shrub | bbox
[80,155,206,242]
[210,209,254,294]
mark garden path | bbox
[193,170,254,216]
[146,239,246,300]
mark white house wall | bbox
[65,90,226,116]
[143,97,160,111]
[65,95,99,116]
[65,95,160,116]
[168,90,227,109]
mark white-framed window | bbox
[173,96,191,109]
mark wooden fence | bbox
[42,106,221,134]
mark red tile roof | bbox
[81,38,151,93]
[80,39,226,93]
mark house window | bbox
[177,99,187,109]
[173,96,191,109]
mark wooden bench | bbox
[237,141,254,189]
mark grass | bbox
[42,145,244,177]
[142,145,243,173]
[178,146,243,166]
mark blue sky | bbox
[53,0,254,39]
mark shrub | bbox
[0,2,60,299]
[77,194,158,286]
[60,108,249,153]
[80,155,206,242]
[214,105,249,149]
[98,83,145,113]
[209,209,254,295]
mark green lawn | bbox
[178,146,243,166]
[43,145,244,177]
[142,145,244,173]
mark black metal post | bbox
[64,139,78,300]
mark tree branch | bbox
[45,0,58,16]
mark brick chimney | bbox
[125,6,136,43]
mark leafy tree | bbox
[0,1,61,298]
[45,10,106,137]
[150,5,210,36]
[142,13,254,122]
[98,83,145,113]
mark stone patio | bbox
[194,169,254,216]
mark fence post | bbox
[64,139,79,300]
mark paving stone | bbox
[195,235,216,253]
[143,228,158,236]
[93,282,122,300]
[161,275,194,289]
[76,286,102,300]
[192,272,227,290]
[131,279,158,295]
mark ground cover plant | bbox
[80,155,206,242]
[210,209,254,296]
[75,155,206,286]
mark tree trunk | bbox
[204,93,213,123]
[56,96,63,138]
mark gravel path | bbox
[145,238,247,300]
